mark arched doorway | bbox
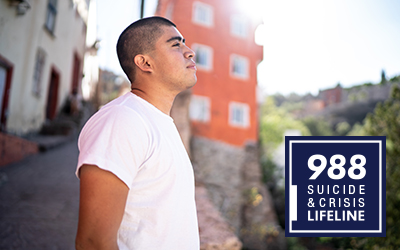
[46,67,60,120]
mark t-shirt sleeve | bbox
[76,105,150,188]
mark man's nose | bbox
[184,45,195,59]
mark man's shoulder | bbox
[101,92,153,116]
[96,93,143,117]
[82,93,149,132]
[101,92,135,109]
[86,92,171,135]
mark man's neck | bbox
[131,87,176,116]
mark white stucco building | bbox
[0,0,91,135]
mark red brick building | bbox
[319,84,343,107]
[156,0,262,146]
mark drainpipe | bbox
[140,0,145,18]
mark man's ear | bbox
[134,54,153,73]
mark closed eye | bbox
[167,36,186,47]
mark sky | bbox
[95,0,400,96]
[95,0,158,76]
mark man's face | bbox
[149,26,197,92]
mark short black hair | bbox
[116,16,176,83]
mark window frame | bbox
[230,54,250,80]
[32,48,47,97]
[229,102,250,128]
[231,14,248,38]
[189,95,211,123]
[192,1,214,28]
[45,0,58,34]
[191,43,213,71]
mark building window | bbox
[45,0,58,34]
[230,54,249,79]
[192,1,213,27]
[32,48,46,97]
[231,15,248,38]
[192,43,213,71]
[229,102,250,128]
[190,95,210,122]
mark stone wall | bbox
[342,83,399,103]
[240,143,285,249]
[196,185,242,250]
[312,83,400,126]
[191,137,284,249]
[191,136,245,232]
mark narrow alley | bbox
[0,139,80,250]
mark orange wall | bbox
[157,0,263,146]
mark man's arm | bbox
[76,164,129,250]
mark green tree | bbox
[389,75,400,83]
[346,122,367,136]
[361,85,400,248]
[259,97,310,152]
[335,121,351,136]
[301,117,334,136]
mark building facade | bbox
[157,0,262,146]
[0,0,89,135]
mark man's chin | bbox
[186,76,197,89]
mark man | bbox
[75,17,199,250]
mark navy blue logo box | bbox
[285,136,386,237]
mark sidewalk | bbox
[0,138,80,250]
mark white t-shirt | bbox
[76,92,199,250]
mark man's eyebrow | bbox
[166,36,186,44]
